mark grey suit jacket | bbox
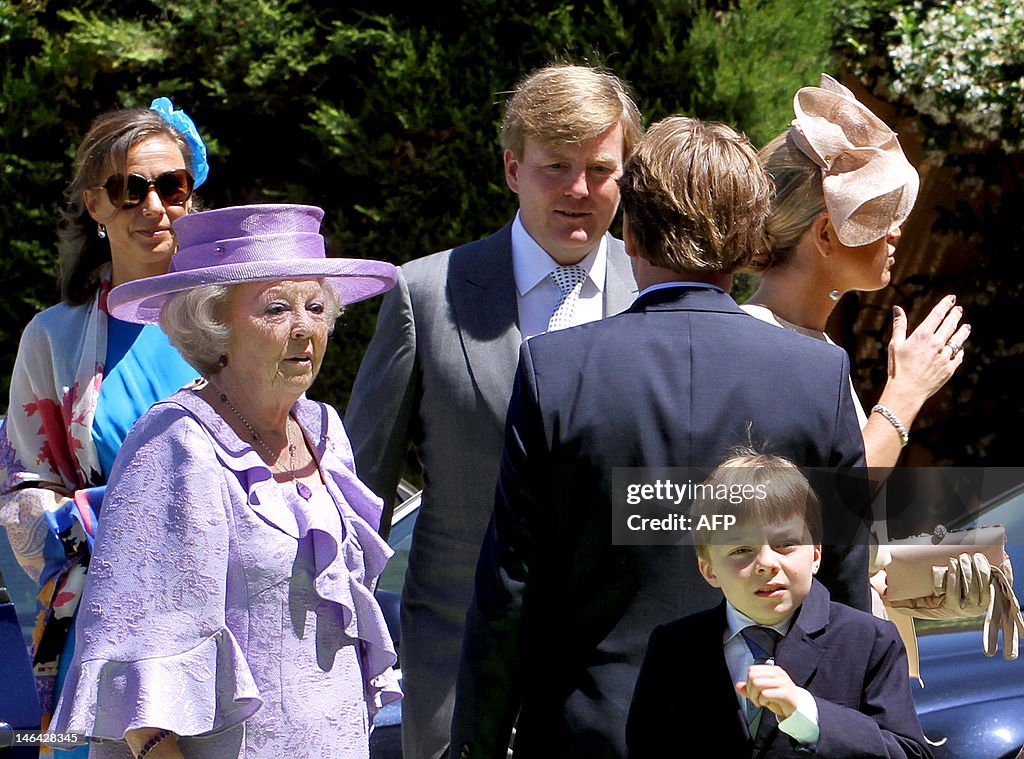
[345,221,637,545]
[345,222,635,759]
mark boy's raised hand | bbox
[736,664,806,720]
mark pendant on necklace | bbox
[296,480,313,500]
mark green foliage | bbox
[684,0,839,145]
[0,0,841,411]
[853,151,1024,463]
[841,0,1024,154]
[1,1,69,350]
[889,0,1024,152]
[59,8,165,67]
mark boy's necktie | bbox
[741,625,782,733]
[742,625,781,665]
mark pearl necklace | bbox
[211,382,313,500]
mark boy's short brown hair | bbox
[690,451,823,562]
[618,116,773,274]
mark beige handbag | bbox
[886,525,1007,607]
[882,524,1024,681]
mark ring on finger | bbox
[946,341,962,359]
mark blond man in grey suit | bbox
[345,63,642,759]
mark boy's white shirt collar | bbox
[724,601,794,642]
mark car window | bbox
[378,490,420,595]
[955,487,1024,536]
[0,416,34,650]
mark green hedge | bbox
[11,1,1019,467]
[0,0,841,409]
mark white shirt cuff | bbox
[778,687,819,745]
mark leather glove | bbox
[888,551,993,620]
[984,564,1024,660]
[947,552,992,612]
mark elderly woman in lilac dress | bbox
[50,204,401,758]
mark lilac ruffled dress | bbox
[50,389,401,758]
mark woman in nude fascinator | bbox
[741,76,993,664]
[743,74,969,475]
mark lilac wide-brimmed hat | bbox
[108,204,397,324]
[789,74,919,247]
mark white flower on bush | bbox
[889,0,1024,152]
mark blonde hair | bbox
[500,63,642,160]
[618,116,773,273]
[748,129,826,271]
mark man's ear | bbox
[503,150,521,195]
[811,544,822,575]
[698,554,721,588]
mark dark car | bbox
[369,487,419,758]
[0,515,43,757]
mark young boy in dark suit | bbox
[626,452,931,758]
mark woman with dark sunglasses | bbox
[0,99,208,747]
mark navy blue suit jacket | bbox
[626,580,932,758]
[451,285,869,758]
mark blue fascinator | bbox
[149,97,209,188]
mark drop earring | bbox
[97,225,107,239]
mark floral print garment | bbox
[0,283,109,722]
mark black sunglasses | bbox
[100,169,195,209]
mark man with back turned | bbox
[451,116,869,758]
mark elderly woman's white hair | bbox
[160,281,342,376]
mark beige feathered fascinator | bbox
[790,74,920,246]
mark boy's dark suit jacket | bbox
[626,580,932,758]
[452,286,870,758]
